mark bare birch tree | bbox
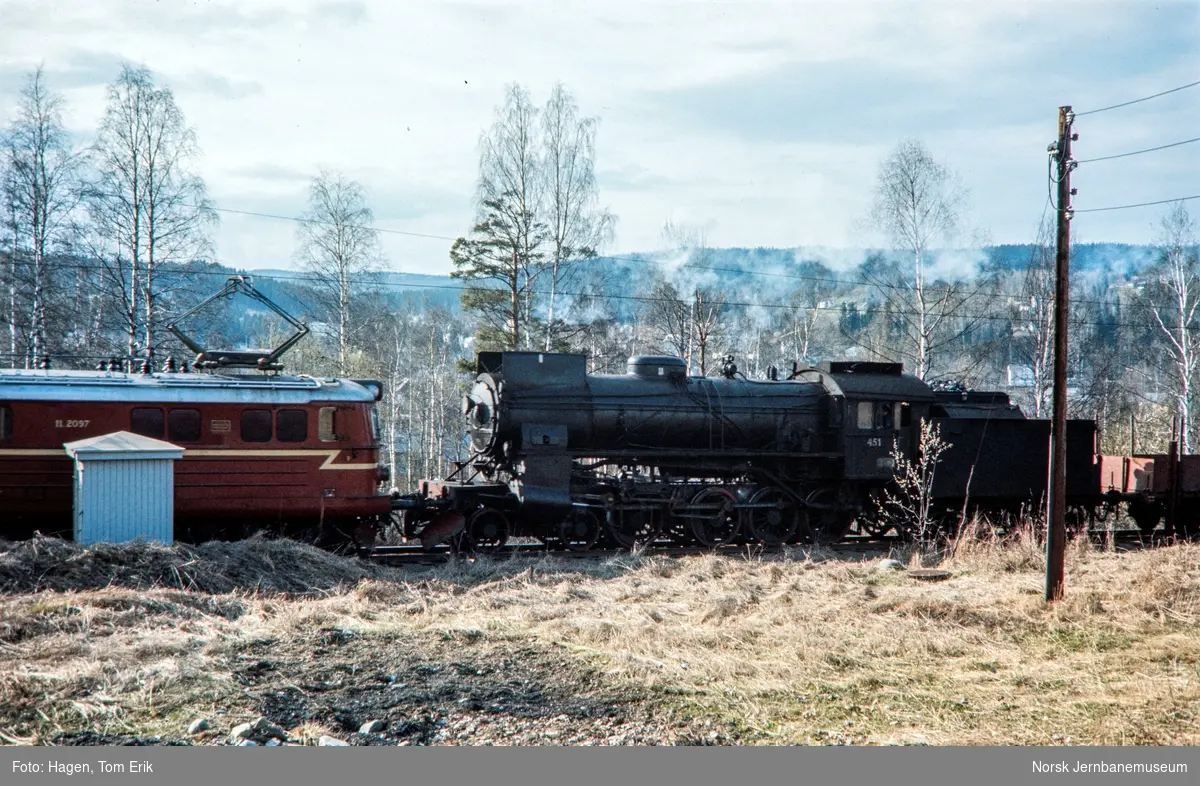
[645,279,691,360]
[691,285,727,375]
[1,66,83,366]
[778,260,837,363]
[783,295,821,363]
[88,64,215,361]
[1145,202,1200,452]
[295,170,383,374]
[868,139,971,380]
[1013,214,1056,416]
[540,83,614,350]
[654,220,727,373]
[1,184,17,360]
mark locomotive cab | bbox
[845,399,909,478]
[797,361,935,480]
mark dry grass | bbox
[1,534,1198,745]
[0,534,387,594]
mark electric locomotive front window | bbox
[241,410,273,443]
[168,409,202,442]
[131,407,165,438]
[0,405,10,442]
[318,407,338,442]
[276,409,308,443]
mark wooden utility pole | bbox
[1046,106,1076,602]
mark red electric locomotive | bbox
[0,277,392,545]
[0,367,390,542]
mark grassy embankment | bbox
[1,531,1197,745]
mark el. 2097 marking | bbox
[55,419,90,428]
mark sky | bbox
[1,0,1197,276]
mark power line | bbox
[81,189,1162,308]
[206,199,1002,300]
[1075,78,1200,117]
[1080,193,1200,212]
[214,205,459,241]
[24,255,1161,316]
[17,258,1176,335]
[1076,135,1200,164]
[49,189,1181,315]
[82,189,1074,305]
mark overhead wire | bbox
[75,188,1153,312]
[91,191,1003,301]
[14,256,1175,337]
[1075,78,1200,116]
[1075,194,1200,214]
[1067,79,1200,213]
[214,204,459,241]
[1076,135,1200,164]
[16,253,1165,323]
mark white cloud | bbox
[0,0,1195,274]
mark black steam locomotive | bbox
[396,351,1102,551]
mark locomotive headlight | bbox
[464,380,498,430]
[462,391,491,428]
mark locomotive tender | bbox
[399,350,1109,551]
[0,365,391,543]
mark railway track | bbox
[365,528,1178,566]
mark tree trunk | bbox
[127,250,139,363]
[7,242,16,363]
[545,256,559,351]
[144,247,155,361]
[915,249,928,380]
[30,208,42,362]
[30,256,43,362]
[340,265,350,374]
[406,380,415,490]
[426,329,436,478]
[510,250,520,350]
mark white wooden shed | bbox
[63,431,184,545]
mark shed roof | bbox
[64,431,185,461]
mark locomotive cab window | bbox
[0,404,10,442]
[131,407,165,438]
[168,409,201,442]
[318,407,339,442]
[276,409,308,443]
[899,402,912,428]
[241,410,273,443]
[857,401,902,431]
